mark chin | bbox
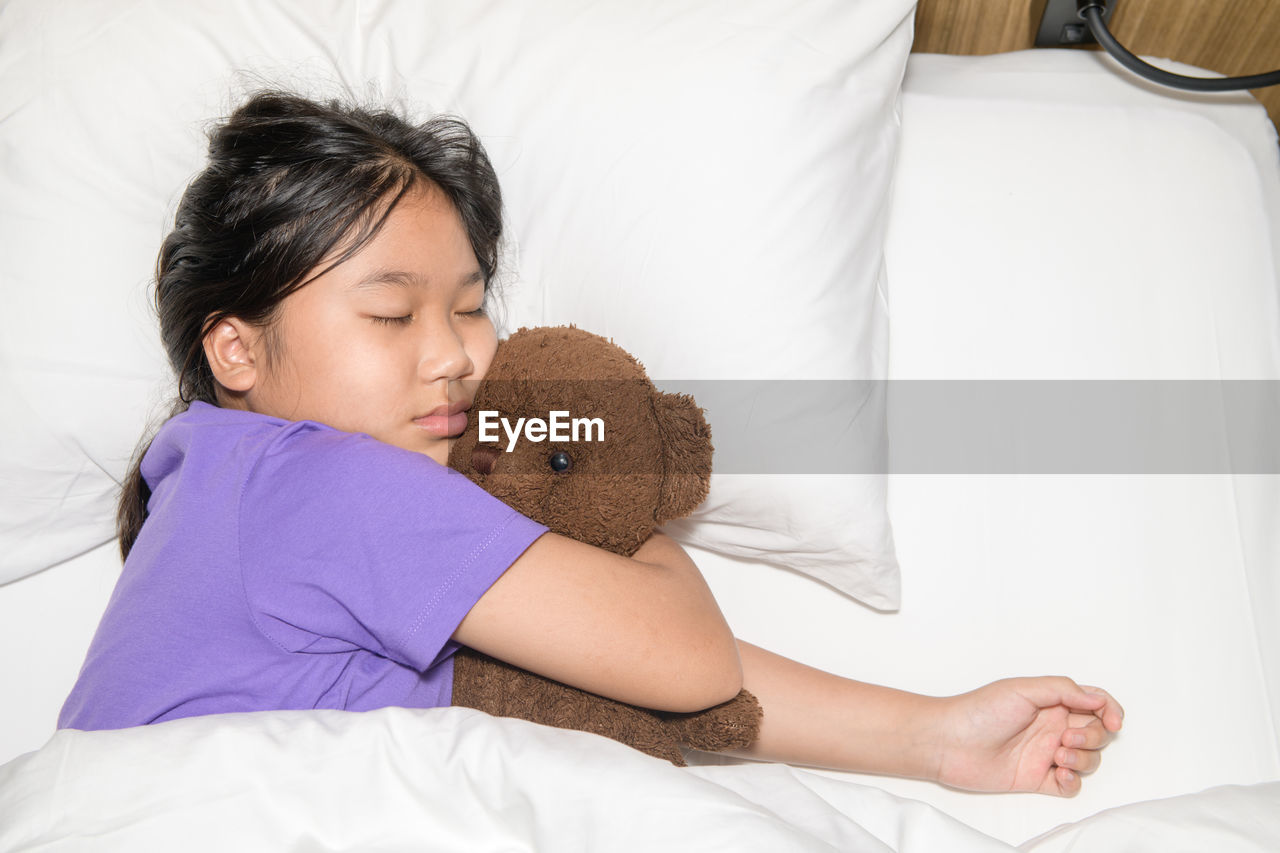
[421,443,451,467]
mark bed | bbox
[2,1,1279,850]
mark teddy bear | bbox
[447,325,762,766]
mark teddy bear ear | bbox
[652,391,714,522]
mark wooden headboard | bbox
[912,0,1280,132]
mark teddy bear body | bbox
[447,326,761,765]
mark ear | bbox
[202,316,262,395]
[652,391,714,522]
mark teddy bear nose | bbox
[471,445,501,476]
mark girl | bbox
[60,90,1122,796]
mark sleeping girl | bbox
[58,90,1122,796]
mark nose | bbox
[418,319,475,383]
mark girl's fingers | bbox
[1051,766,1082,797]
[1048,680,1124,732]
[1078,685,1125,732]
[1062,716,1112,750]
[1056,743,1103,775]
[1016,676,1102,712]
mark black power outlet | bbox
[1031,0,1118,47]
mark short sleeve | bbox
[238,422,546,671]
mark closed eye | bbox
[371,314,413,326]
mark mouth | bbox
[414,401,471,439]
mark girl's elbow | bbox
[705,660,747,710]
[666,641,744,713]
[712,641,746,704]
[668,674,744,715]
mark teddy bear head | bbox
[447,326,712,556]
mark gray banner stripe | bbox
[650,380,1280,474]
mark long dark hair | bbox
[118,90,504,559]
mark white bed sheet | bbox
[3,706,1278,853]
[0,707,1016,853]
[690,477,1280,844]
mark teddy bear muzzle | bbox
[471,445,501,476]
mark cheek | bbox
[286,324,394,412]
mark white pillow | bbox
[0,0,911,607]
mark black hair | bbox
[118,90,504,559]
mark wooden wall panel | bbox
[912,0,1280,131]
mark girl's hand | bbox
[932,677,1124,796]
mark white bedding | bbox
[0,708,1009,853]
[3,23,1280,853]
[2,706,1277,853]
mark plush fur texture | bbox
[448,326,762,765]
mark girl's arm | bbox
[453,531,743,714]
[728,641,1124,796]
[456,533,1123,794]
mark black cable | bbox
[1079,2,1280,92]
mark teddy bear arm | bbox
[451,647,688,765]
[660,688,764,754]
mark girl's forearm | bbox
[726,640,945,782]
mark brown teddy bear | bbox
[447,325,762,765]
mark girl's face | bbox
[233,181,497,465]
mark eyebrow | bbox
[347,268,485,292]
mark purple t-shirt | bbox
[58,402,547,731]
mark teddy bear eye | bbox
[548,451,573,473]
